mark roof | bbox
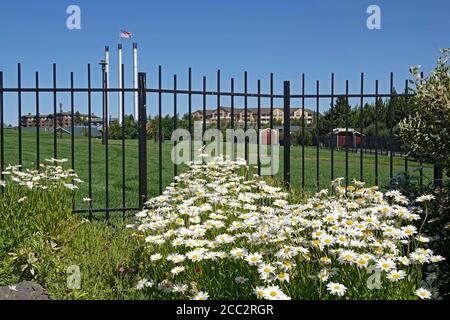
[290,107,316,115]
[332,128,364,135]
[193,106,316,114]
[55,127,72,135]
[21,112,101,119]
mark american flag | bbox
[120,30,133,39]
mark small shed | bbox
[260,128,279,145]
[332,128,364,149]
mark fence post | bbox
[283,81,291,186]
[434,164,443,188]
[138,72,148,209]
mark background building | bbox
[192,106,316,126]
[21,112,102,128]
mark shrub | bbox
[399,49,450,177]
[291,129,313,146]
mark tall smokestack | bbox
[105,46,110,126]
[133,42,138,121]
[118,44,123,126]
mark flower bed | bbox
[132,157,444,300]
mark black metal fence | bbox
[0,63,444,219]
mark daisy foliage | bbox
[131,156,444,300]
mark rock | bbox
[0,281,50,300]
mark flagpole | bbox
[105,46,110,127]
[133,42,138,122]
[118,42,123,126]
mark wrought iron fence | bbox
[0,63,443,220]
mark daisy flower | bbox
[376,258,396,272]
[245,252,263,266]
[415,288,432,300]
[136,278,154,290]
[254,286,266,299]
[387,270,406,282]
[318,268,331,282]
[401,225,417,237]
[193,291,209,300]
[263,285,290,300]
[319,234,335,247]
[258,264,275,279]
[230,248,247,260]
[326,282,347,297]
[186,251,204,262]
[355,256,369,269]
[397,256,410,266]
[275,272,290,283]
[150,253,163,261]
[430,255,445,263]
[171,266,185,276]
[172,284,188,293]
[415,194,435,203]
[320,256,332,265]
[338,250,357,264]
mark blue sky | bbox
[0,0,449,124]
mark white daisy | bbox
[263,285,290,300]
[254,286,266,299]
[171,266,185,276]
[258,264,275,279]
[326,282,347,297]
[150,253,163,261]
[136,278,154,290]
[245,252,263,266]
[193,291,209,300]
[376,258,396,272]
[415,288,432,300]
[387,270,406,282]
[415,194,435,203]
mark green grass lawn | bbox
[1,129,434,214]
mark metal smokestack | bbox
[118,43,123,126]
[133,42,138,121]
[105,46,110,126]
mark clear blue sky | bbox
[0,0,448,124]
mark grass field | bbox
[1,129,434,214]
